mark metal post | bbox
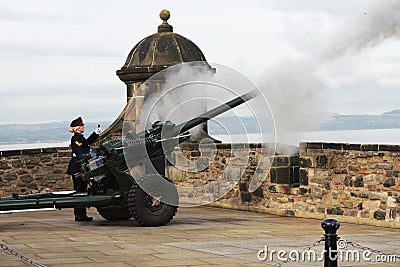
[321,218,340,267]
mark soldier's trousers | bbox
[72,173,87,217]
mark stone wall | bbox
[167,143,275,205]
[297,142,400,228]
[1,142,399,228]
[167,142,400,228]
[0,147,72,197]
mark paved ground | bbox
[0,206,399,267]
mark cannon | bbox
[0,90,258,226]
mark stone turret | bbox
[117,9,209,103]
[97,10,211,143]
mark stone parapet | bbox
[0,147,72,197]
[168,142,400,228]
[1,141,399,228]
[297,142,400,227]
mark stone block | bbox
[360,210,370,218]
[353,176,364,187]
[376,163,393,170]
[16,169,28,175]
[1,150,22,156]
[190,151,201,158]
[373,210,386,220]
[275,167,291,184]
[348,165,360,172]
[54,158,71,164]
[25,158,40,168]
[40,155,52,162]
[272,156,289,167]
[196,158,209,172]
[52,169,65,174]
[284,210,295,217]
[36,168,50,176]
[386,170,400,177]
[223,167,241,181]
[369,192,386,201]
[363,200,381,209]
[379,144,400,152]
[311,187,328,199]
[299,169,308,185]
[332,174,345,185]
[20,175,33,183]
[268,185,276,193]
[344,210,358,217]
[334,169,347,174]
[0,160,11,170]
[252,187,263,198]
[3,171,17,181]
[341,201,354,209]
[307,143,323,149]
[361,144,379,151]
[346,176,353,186]
[11,159,23,168]
[353,191,369,198]
[57,151,72,157]
[343,144,361,151]
[22,149,42,155]
[326,207,344,215]
[27,183,38,190]
[383,178,397,187]
[299,157,313,168]
[42,147,58,153]
[239,182,247,191]
[316,155,328,169]
[240,192,252,202]
[323,143,343,150]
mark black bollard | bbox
[321,218,340,267]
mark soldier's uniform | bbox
[67,117,99,221]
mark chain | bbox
[1,242,47,267]
[339,238,400,260]
[270,237,325,267]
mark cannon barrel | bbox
[174,89,259,135]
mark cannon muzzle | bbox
[174,89,259,135]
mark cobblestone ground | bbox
[0,207,399,266]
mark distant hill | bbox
[382,109,400,116]
[1,109,400,144]
[208,109,400,133]
[0,121,111,145]
[319,111,400,131]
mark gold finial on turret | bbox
[158,9,173,33]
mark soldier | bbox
[67,117,101,221]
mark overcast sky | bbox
[0,0,399,124]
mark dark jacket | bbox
[67,132,98,175]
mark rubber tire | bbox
[97,204,132,221]
[128,174,178,227]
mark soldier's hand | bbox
[95,125,102,135]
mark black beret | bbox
[70,117,84,127]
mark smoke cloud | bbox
[258,0,400,148]
[321,0,400,60]
[140,63,215,136]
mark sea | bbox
[213,128,400,146]
[0,128,399,151]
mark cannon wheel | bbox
[128,174,178,226]
[97,204,132,221]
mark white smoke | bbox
[259,0,400,148]
[140,63,214,135]
[321,0,400,60]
